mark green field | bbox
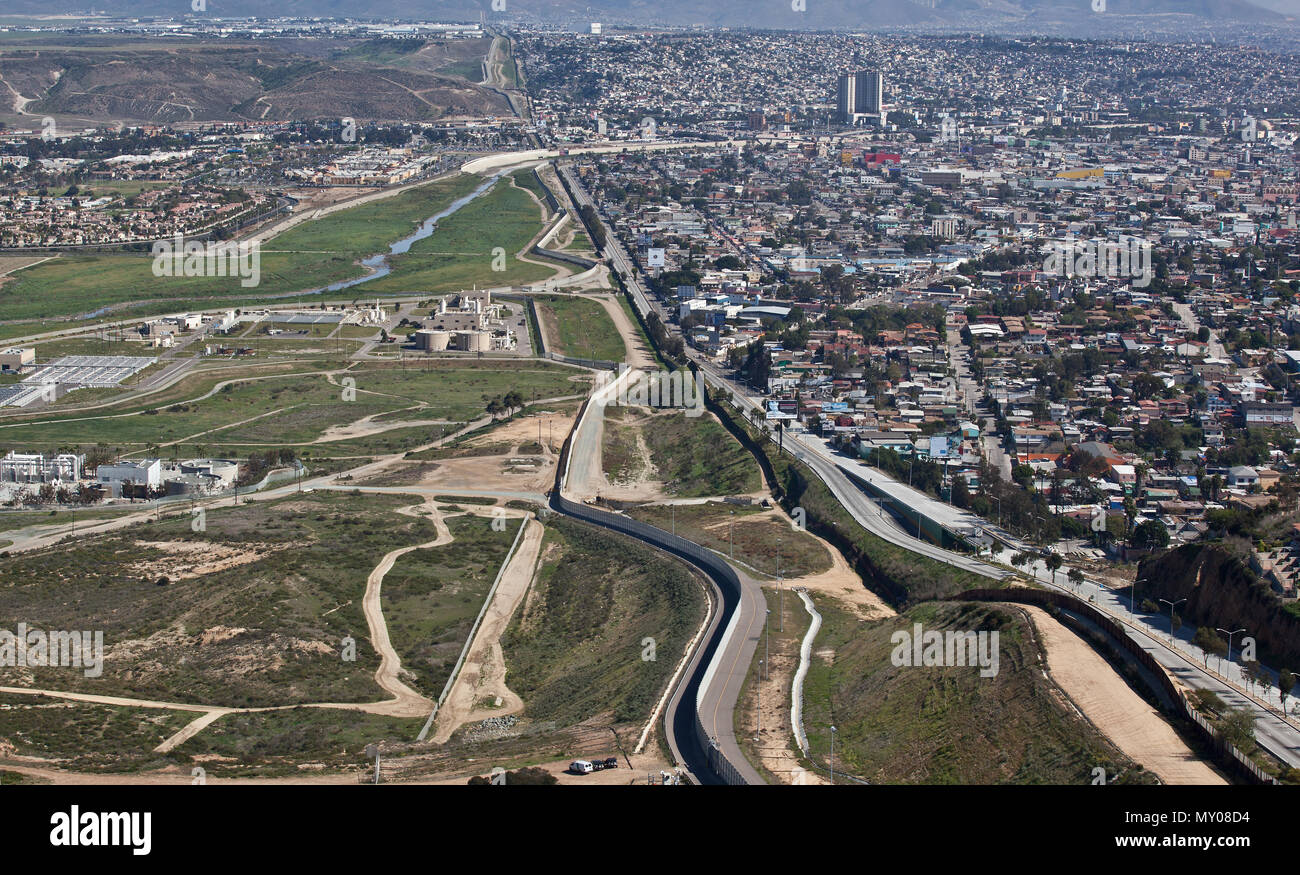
[0,360,587,456]
[382,513,524,698]
[29,336,168,361]
[564,229,594,252]
[444,58,485,80]
[510,168,550,208]
[0,174,483,322]
[174,707,425,778]
[535,294,625,362]
[364,178,558,293]
[603,407,762,498]
[0,692,193,774]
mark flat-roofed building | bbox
[0,347,35,372]
[98,459,162,497]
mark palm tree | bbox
[1067,567,1085,593]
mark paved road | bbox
[1173,300,1226,360]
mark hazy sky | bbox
[1253,0,1300,12]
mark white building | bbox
[98,459,162,497]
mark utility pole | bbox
[1217,627,1247,664]
[764,608,771,681]
[777,538,783,633]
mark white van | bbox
[569,760,594,775]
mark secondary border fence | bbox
[417,516,530,742]
[550,392,753,785]
[532,166,561,214]
[956,587,1280,785]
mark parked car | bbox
[603,757,619,769]
[569,760,594,774]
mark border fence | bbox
[550,391,754,785]
[956,587,1280,785]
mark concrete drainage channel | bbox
[790,588,822,757]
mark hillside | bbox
[0,38,507,126]
[1136,543,1300,669]
[800,600,1156,783]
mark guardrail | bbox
[955,587,1280,785]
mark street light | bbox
[1160,598,1187,644]
[1217,627,1247,664]
[829,725,836,786]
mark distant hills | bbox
[0,0,1292,30]
[0,39,510,127]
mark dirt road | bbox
[1023,606,1227,785]
[360,500,447,717]
[430,516,544,742]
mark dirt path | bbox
[776,521,895,621]
[155,709,231,754]
[430,516,544,742]
[737,582,829,785]
[361,500,447,717]
[1021,606,1227,786]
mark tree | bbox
[1218,706,1257,753]
[1194,627,1227,668]
[1132,373,1165,400]
[1280,669,1296,711]
[1131,519,1170,551]
[1249,662,1273,704]
[1045,552,1063,586]
[1067,567,1085,593]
